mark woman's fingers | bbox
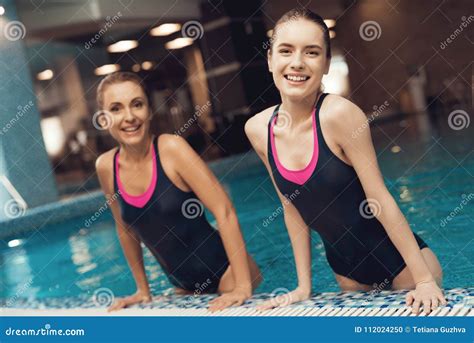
[439,293,447,306]
[209,298,237,312]
[422,298,431,314]
[405,291,415,306]
[411,299,421,314]
[256,299,276,311]
[431,296,439,311]
[107,299,125,312]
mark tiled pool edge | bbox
[2,288,473,317]
[0,151,263,239]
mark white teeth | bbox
[122,126,140,132]
[286,75,308,82]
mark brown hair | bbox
[269,8,331,59]
[96,71,148,109]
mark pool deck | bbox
[3,288,472,317]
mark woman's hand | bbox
[405,280,446,314]
[257,287,311,311]
[208,287,252,312]
[107,290,152,312]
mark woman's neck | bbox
[280,92,320,127]
[120,135,154,164]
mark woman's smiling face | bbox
[268,18,330,101]
[101,81,151,144]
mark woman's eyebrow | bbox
[306,44,322,49]
[276,43,323,49]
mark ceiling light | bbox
[165,37,193,50]
[150,23,181,36]
[107,40,138,53]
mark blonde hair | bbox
[96,71,148,109]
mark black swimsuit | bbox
[113,136,229,292]
[267,93,427,286]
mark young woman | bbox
[245,8,445,314]
[94,72,261,312]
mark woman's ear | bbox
[267,50,272,73]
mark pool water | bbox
[1,117,473,304]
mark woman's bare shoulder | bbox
[245,106,277,142]
[95,147,119,194]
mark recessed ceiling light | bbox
[94,64,120,76]
[165,37,193,50]
[132,64,141,72]
[141,61,154,70]
[107,40,138,53]
[150,23,181,36]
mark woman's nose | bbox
[290,52,304,70]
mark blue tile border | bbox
[2,288,472,310]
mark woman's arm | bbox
[95,153,151,311]
[333,97,445,311]
[245,115,313,310]
[159,135,253,309]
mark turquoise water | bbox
[1,119,473,302]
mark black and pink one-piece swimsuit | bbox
[266,93,427,286]
[113,136,229,292]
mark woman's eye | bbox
[110,107,120,113]
[307,51,319,56]
[279,49,291,54]
[134,102,143,108]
